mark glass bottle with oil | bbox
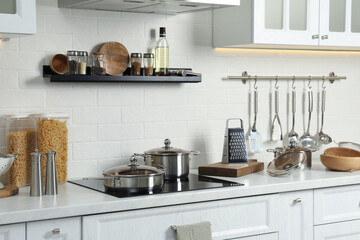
[155,27,169,76]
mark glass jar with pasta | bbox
[37,113,69,184]
[5,114,37,187]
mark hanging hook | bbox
[292,76,296,89]
[254,76,258,90]
[308,76,312,89]
[322,76,326,89]
[275,76,279,89]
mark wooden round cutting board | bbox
[99,41,129,76]
[0,185,19,198]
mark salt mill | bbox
[45,151,58,195]
[30,152,43,197]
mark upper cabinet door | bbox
[319,0,360,47]
[0,0,36,36]
[253,0,320,46]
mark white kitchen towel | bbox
[172,221,213,240]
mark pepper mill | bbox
[30,152,43,197]
[45,151,58,195]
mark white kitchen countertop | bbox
[0,162,360,225]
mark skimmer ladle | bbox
[299,78,317,150]
[284,78,299,147]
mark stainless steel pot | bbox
[100,155,165,191]
[136,139,200,179]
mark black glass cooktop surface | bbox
[69,174,243,198]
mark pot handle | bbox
[267,149,276,153]
[134,153,153,163]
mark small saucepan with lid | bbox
[90,155,165,192]
[135,139,200,179]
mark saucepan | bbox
[135,139,200,179]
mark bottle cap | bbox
[160,27,166,36]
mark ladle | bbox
[318,81,332,145]
[284,78,299,147]
[299,78,317,150]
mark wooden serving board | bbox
[198,159,264,178]
[99,41,129,76]
[0,185,19,198]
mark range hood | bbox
[58,0,240,14]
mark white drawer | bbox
[27,217,81,240]
[229,232,278,240]
[314,219,360,240]
[0,223,25,240]
[314,185,360,225]
[83,194,279,240]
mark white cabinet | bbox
[83,194,279,240]
[0,0,36,37]
[278,190,313,240]
[0,223,25,240]
[314,219,360,240]
[27,217,81,240]
[231,232,278,240]
[213,0,360,50]
[314,184,360,225]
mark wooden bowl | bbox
[320,154,360,171]
[324,147,360,158]
[50,54,68,75]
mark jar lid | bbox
[4,113,31,119]
[67,50,79,56]
[143,53,154,58]
[40,112,70,120]
[79,51,88,56]
[103,155,164,177]
[131,53,142,58]
[144,139,191,156]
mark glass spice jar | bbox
[91,52,106,75]
[143,53,154,76]
[67,50,79,75]
[131,53,142,76]
[5,114,37,187]
[78,51,88,75]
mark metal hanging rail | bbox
[228,71,346,84]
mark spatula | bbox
[248,87,263,153]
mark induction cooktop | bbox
[69,174,243,198]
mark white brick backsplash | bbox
[73,107,122,124]
[98,19,144,38]
[98,89,144,106]
[188,89,228,104]
[20,34,73,52]
[144,122,187,139]
[145,87,187,105]
[98,124,143,141]
[122,106,165,123]
[2,0,360,178]
[0,71,18,89]
[0,90,45,108]
[72,141,121,160]
[166,105,206,121]
[47,90,97,107]
[46,15,97,35]
[69,125,97,143]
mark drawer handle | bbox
[293,198,302,204]
[312,34,319,39]
[52,228,61,235]
[322,35,329,40]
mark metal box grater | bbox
[222,118,248,163]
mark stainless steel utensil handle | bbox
[254,89,258,115]
[322,89,326,112]
[308,89,313,113]
[275,89,279,114]
[226,118,243,129]
[292,90,296,113]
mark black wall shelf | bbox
[43,66,202,83]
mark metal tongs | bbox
[271,77,283,141]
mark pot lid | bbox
[144,139,190,156]
[267,151,306,177]
[103,155,164,177]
